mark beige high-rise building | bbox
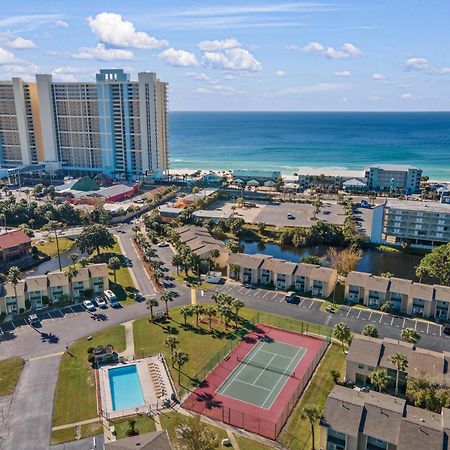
[0,69,169,179]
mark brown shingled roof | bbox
[0,230,31,249]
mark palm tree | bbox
[180,306,193,326]
[231,298,245,328]
[362,324,379,338]
[43,219,64,271]
[146,298,159,322]
[65,266,79,303]
[228,263,241,280]
[132,225,140,236]
[370,369,389,392]
[390,353,408,396]
[79,257,90,268]
[203,305,217,330]
[172,254,183,275]
[152,268,164,285]
[172,350,189,385]
[160,291,174,317]
[401,328,421,344]
[107,256,122,283]
[70,253,79,268]
[209,249,220,271]
[192,304,204,327]
[6,267,21,312]
[333,322,351,353]
[219,303,232,330]
[165,334,179,364]
[301,407,320,450]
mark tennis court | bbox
[217,340,306,409]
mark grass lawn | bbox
[173,271,212,291]
[111,415,157,439]
[159,412,228,446]
[235,435,274,450]
[52,325,126,430]
[0,357,24,396]
[34,237,74,257]
[50,422,103,445]
[92,239,137,305]
[277,344,346,450]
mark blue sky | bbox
[1,1,449,111]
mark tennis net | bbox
[236,356,297,378]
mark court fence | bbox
[182,312,331,440]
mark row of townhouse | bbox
[227,253,337,297]
[0,264,109,315]
[346,334,450,388]
[346,271,450,320]
[320,335,450,450]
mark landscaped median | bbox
[51,305,339,447]
[0,357,24,396]
[34,236,74,257]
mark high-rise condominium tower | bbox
[0,69,168,179]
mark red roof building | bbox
[0,230,32,263]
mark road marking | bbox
[368,311,372,321]
[357,310,362,319]
[191,289,196,305]
[253,289,261,297]
[238,287,246,294]
[299,298,306,307]
[379,314,383,324]
[271,293,278,300]
[0,328,3,335]
[390,317,394,326]
[309,300,315,309]
[426,323,429,334]
[439,327,442,337]
[201,290,204,297]
[69,306,77,315]
[414,321,417,330]
[10,322,15,329]
[49,312,54,321]
[262,291,270,299]
[402,318,406,328]
[346,308,351,317]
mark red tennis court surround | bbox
[182,324,328,439]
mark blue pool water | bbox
[108,365,144,411]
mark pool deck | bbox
[98,356,176,420]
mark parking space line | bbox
[11,322,15,329]
[439,326,442,337]
[299,298,306,307]
[262,291,270,298]
[357,310,362,319]
[309,300,315,309]
[253,289,261,297]
[379,314,383,323]
[427,323,430,334]
[402,318,406,328]
[346,308,351,317]
[0,327,3,335]
[414,321,417,330]
[390,317,394,326]
[368,311,372,321]
[279,296,284,303]
[69,306,77,315]
[271,293,278,300]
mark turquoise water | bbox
[169,112,450,180]
[108,365,144,411]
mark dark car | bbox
[443,326,450,336]
[27,314,41,327]
[133,292,145,302]
[326,306,336,313]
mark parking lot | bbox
[214,200,346,227]
[211,282,443,338]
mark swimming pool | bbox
[108,365,144,411]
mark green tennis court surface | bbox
[217,340,306,409]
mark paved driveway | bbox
[1,356,61,450]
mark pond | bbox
[25,244,86,276]
[239,240,423,281]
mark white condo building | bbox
[0,69,168,180]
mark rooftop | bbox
[384,199,450,213]
[0,230,31,250]
[367,164,421,171]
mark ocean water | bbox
[169,112,450,180]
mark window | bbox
[358,364,364,369]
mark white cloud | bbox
[270,82,347,96]
[72,43,134,61]
[405,57,428,71]
[224,74,235,80]
[433,67,450,74]
[0,47,19,64]
[194,87,212,94]
[194,83,246,96]
[54,20,69,28]
[87,12,168,49]
[9,37,36,49]
[185,71,209,81]
[198,38,240,51]
[302,41,363,59]
[401,93,413,99]
[372,73,385,80]
[0,14,63,30]
[370,96,383,101]
[334,71,352,77]
[158,48,199,67]
[203,47,261,72]
[52,66,93,82]
[275,70,286,77]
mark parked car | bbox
[287,213,295,220]
[326,306,336,313]
[95,296,108,308]
[157,242,169,248]
[124,258,133,267]
[284,291,299,304]
[82,300,96,312]
[27,314,41,327]
[133,292,145,302]
[443,326,450,336]
[104,289,119,307]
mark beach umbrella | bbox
[234,178,244,184]
[264,180,276,187]
[247,179,260,186]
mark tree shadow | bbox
[194,392,223,410]
[90,313,108,322]
[0,330,17,341]
[41,332,59,344]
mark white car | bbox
[157,242,169,248]
[95,296,108,308]
[82,300,96,312]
